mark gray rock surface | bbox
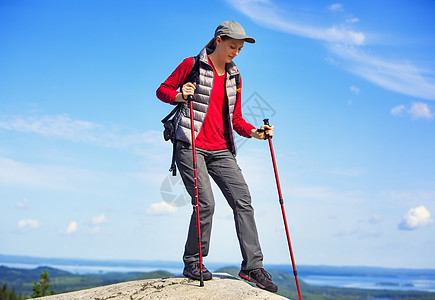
[36,273,289,300]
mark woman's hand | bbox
[174,82,196,103]
[250,124,274,140]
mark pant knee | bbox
[199,202,215,216]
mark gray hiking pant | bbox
[175,140,263,271]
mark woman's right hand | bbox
[174,82,196,103]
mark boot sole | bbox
[239,272,278,293]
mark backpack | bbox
[161,56,240,176]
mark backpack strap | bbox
[169,139,178,176]
[161,103,180,124]
[187,55,200,85]
[164,56,199,176]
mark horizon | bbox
[2,253,435,272]
[1,0,434,270]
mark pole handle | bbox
[258,118,271,139]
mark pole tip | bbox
[200,273,204,287]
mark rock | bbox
[36,273,289,300]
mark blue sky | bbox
[1,0,434,269]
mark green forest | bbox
[1,265,435,299]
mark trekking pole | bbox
[188,95,204,287]
[262,118,302,300]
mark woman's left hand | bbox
[250,125,274,140]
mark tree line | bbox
[1,269,55,299]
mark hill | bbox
[0,266,172,297]
[36,273,287,300]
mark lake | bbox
[301,274,435,292]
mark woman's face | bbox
[215,37,245,63]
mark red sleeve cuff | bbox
[239,124,255,138]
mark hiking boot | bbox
[183,262,213,281]
[239,268,278,293]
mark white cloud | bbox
[0,114,170,191]
[228,0,435,101]
[227,0,365,45]
[61,221,78,235]
[91,214,109,225]
[0,114,98,139]
[89,214,109,235]
[0,114,172,191]
[328,3,344,12]
[398,205,434,230]
[409,102,434,120]
[350,85,360,94]
[390,102,433,119]
[147,201,177,215]
[330,44,435,101]
[346,17,359,24]
[391,104,406,116]
[0,114,163,156]
[18,219,41,232]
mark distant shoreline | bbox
[1,254,435,293]
[2,253,435,273]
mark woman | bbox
[156,21,277,293]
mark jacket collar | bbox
[198,47,240,77]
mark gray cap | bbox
[214,21,255,43]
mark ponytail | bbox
[205,38,216,50]
[204,36,230,51]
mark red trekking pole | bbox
[188,96,204,287]
[262,119,302,300]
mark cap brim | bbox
[226,33,256,43]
